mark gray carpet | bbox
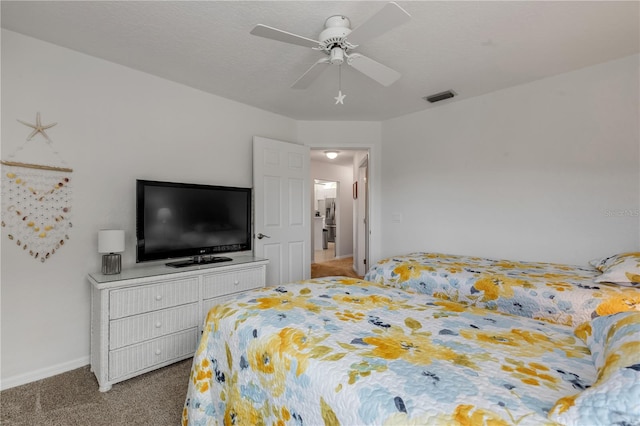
[1,358,192,425]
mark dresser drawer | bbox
[109,277,199,319]
[109,302,200,350]
[202,267,264,299]
[202,292,249,316]
[108,328,198,381]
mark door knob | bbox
[256,233,271,240]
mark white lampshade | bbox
[98,230,125,253]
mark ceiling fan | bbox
[250,2,411,89]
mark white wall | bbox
[381,54,640,265]
[0,30,297,388]
[310,161,354,259]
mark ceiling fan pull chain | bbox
[334,65,346,105]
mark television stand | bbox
[166,256,233,268]
[88,255,268,391]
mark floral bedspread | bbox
[364,252,640,327]
[183,277,595,425]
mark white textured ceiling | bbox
[2,1,638,121]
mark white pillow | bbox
[591,252,640,287]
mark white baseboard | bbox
[0,356,90,391]
[334,253,353,260]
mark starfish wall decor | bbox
[17,112,57,142]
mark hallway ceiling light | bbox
[325,151,339,159]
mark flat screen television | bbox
[136,179,252,267]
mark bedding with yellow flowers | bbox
[365,252,640,328]
[182,277,640,425]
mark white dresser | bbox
[88,255,268,392]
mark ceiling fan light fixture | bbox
[325,151,339,159]
[249,2,411,89]
[330,47,345,64]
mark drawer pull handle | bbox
[155,295,162,301]
[155,322,162,328]
[155,349,162,356]
[234,280,240,286]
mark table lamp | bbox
[98,229,125,274]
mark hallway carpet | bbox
[311,257,363,279]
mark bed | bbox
[182,252,640,425]
[364,252,640,328]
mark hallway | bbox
[311,148,369,279]
[314,242,336,263]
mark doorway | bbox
[309,149,369,278]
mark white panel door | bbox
[253,136,310,285]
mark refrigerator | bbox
[325,198,336,242]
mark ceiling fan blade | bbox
[346,2,411,46]
[348,54,401,87]
[250,24,321,48]
[291,58,331,89]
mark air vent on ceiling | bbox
[423,90,456,103]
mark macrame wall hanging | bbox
[1,112,73,262]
